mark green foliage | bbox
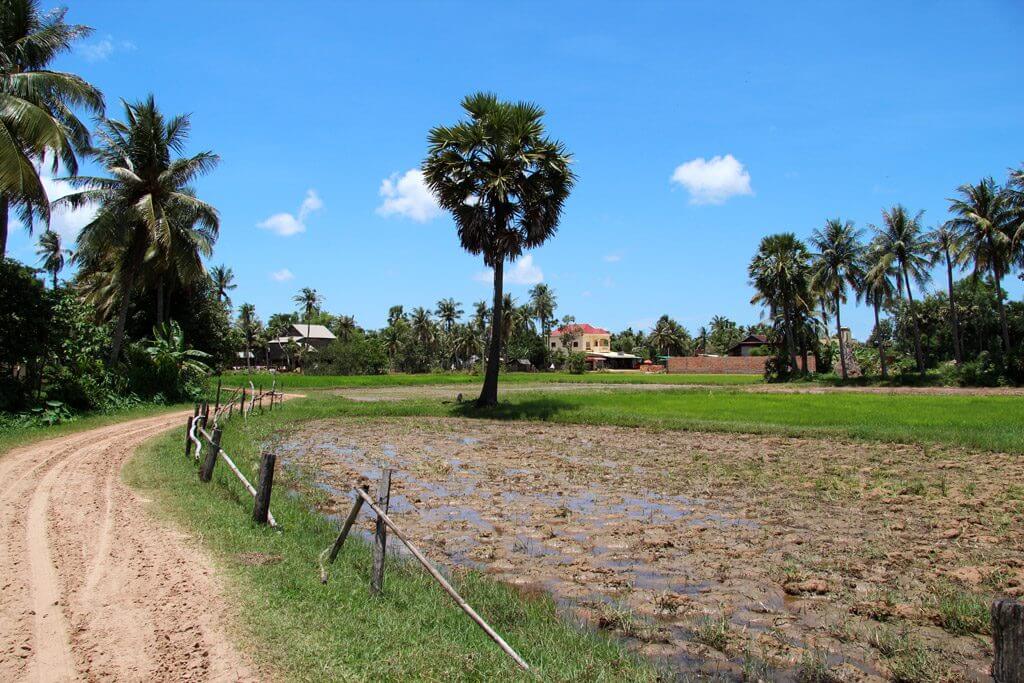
[311,334,389,376]
[565,352,587,374]
[0,259,49,408]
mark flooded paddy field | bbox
[274,417,1023,681]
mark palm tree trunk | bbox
[945,250,962,364]
[246,336,252,373]
[0,195,7,259]
[156,278,165,327]
[782,303,799,374]
[109,271,135,366]
[873,302,888,379]
[479,259,504,406]
[992,262,1011,354]
[835,290,848,380]
[903,266,925,375]
[52,270,58,289]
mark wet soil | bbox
[276,417,1023,681]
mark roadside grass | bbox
[240,387,1024,454]
[220,370,762,390]
[123,409,658,682]
[0,403,188,456]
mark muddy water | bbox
[274,418,999,682]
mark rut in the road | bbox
[0,413,258,682]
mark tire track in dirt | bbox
[0,413,259,682]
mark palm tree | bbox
[410,306,436,347]
[858,245,898,378]
[471,300,489,332]
[36,229,68,287]
[647,315,685,357]
[870,206,930,374]
[748,233,812,373]
[146,320,211,376]
[435,298,462,333]
[334,314,356,342]
[61,96,220,365]
[925,222,967,364]
[236,303,257,373]
[292,287,323,343]
[809,218,864,380]
[529,283,557,340]
[0,0,104,257]
[947,179,1015,354]
[380,322,406,367]
[424,92,575,406]
[210,264,236,306]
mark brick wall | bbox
[665,355,817,374]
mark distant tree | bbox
[947,179,1016,354]
[210,264,236,306]
[707,316,744,355]
[36,230,70,288]
[858,245,898,378]
[869,206,930,374]
[529,283,557,340]
[236,303,259,372]
[292,287,323,341]
[387,304,406,326]
[424,92,574,406]
[333,314,357,342]
[809,218,864,379]
[0,0,104,257]
[647,315,691,357]
[410,306,436,348]
[435,298,463,333]
[925,222,967,364]
[748,233,812,372]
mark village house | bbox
[548,323,640,370]
[727,333,769,356]
[266,323,336,364]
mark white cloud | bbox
[376,169,441,222]
[257,189,323,236]
[603,252,622,263]
[473,254,544,286]
[40,174,96,241]
[670,154,753,205]
[270,268,294,282]
[78,35,136,62]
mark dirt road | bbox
[0,412,257,682]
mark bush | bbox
[565,352,587,374]
[0,259,50,410]
[312,335,389,375]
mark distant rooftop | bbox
[551,323,609,336]
[286,323,336,340]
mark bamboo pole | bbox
[353,487,529,670]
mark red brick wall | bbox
[666,355,817,374]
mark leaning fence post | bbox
[993,599,1024,682]
[240,388,246,414]
[184,414,195,458]
[252,451,276,525]
[370,469,393,595]
[199,427,222,482]
[214,377,222,413]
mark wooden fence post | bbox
[199,427,222,482]
[370,469,393,595]
[214,377,222,413]
[993,599,1024,682]
[240,388,246,414]
[184,415,195,458]
[328,486,368,562]
[252,451,276,525]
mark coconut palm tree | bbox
[333,314,356,342]
[61,96,220,365]
[858,245,898,378]
[424,92,575,406]
[925,222,967,364]
[647,315,686,357]
[869,206,930,374]
[748,233,812,373]
[236,303,257,373]
[435,298,462,333]
[292,287,322,342]
[210,264,236,306]
[35,229,68,287]
[947,179,1015,354]
[809,218,864,380]
[529,283,557,340]
[0,0,104,257]
[410,306,436,348]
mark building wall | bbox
[666,355,817,374]
[549,332,611,353]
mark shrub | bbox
[564,352,587,374]
[313,335,389,375]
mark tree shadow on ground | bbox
[450,397,573,422]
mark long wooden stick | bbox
[352,487,529,670]
[197,427,277,528]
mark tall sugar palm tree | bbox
[35,228,68,287]
[748,233,812,373]
[529,283,557,341]
[435,298,462,333]
[858,244,898,378]
[210,264,236,306]
[870,206,930,374]
[424,92,575,406]
[334,314,356,342]
[926,222,967,364]
[0,0,103,257]
[61,96,220,365]
[292,287,322,342]
[947,179,1015,354]
[236,302,257,373]
[809,218,864,380]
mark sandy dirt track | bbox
[0,412,257,682]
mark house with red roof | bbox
[548,323,641,370]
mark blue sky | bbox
[8,1,1024,338]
